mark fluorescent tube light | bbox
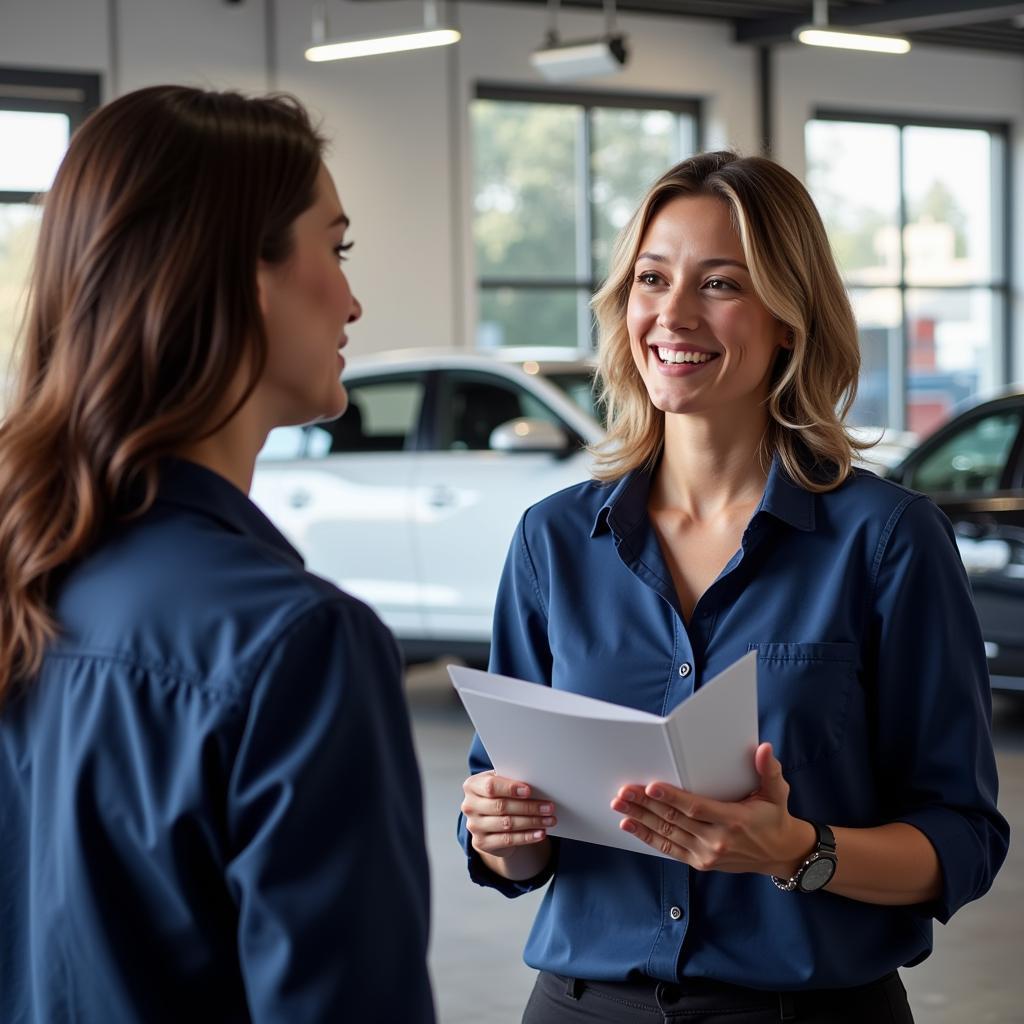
[305,28,460,62]
[304,0,459,63]
[795,28,911,54]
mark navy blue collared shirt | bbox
[458,459,1009,990]
[1,459,435,1023]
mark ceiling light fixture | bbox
[304,0,460,63]
[531,0,628,82]
[795,0,910,55]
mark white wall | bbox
[1,0,1021,377]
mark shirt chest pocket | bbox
[747,641,858,774]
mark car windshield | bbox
[542,371,606,428]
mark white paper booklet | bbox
[449,651,759,859]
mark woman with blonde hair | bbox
[459,151,1007,1023]
[0,85,434,1022]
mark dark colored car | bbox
[886,390,1024,694]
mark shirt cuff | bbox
[896,805,996,924]
[457,813,557,898]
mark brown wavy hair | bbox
[0,85,325,707]
[591,150,869,487]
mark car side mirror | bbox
[489,418,571,453]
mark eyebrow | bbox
[635,252,748,272]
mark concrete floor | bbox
[405,663,1024,1024]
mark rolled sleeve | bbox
[226,599,435,1023]
[456,512,557,897]
[870,496,1009,923]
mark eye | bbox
[333,240,354,262]
[704,277,737,291]
[635,271,662,286]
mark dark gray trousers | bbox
[522,970,915,1024]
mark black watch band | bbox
[771,821,837,893]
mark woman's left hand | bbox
[610,742,816,877]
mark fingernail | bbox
[649,786,663,799]
[622,789,636,802]
[622,820,637,834]
[533,830,545,840]
[539,803,553,814]
[515,785,529,797]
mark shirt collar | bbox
[154,457,305,566]
[591,452,816,539]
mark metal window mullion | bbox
[893,127,908,433]
[999,130,1014,383]
[577,105,593,352]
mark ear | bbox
[255,261,274,321]
[779,324,796,350]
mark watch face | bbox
[800,856,836,892]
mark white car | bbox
[251,348,912,663]
[251,350,603,663]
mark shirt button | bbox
[669,906,683,921]
[678,663,692,678]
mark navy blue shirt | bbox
[1,459,435,1023]
[458,459,1008,990]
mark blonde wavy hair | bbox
[591,150,869,490]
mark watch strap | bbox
[771,820,837,893]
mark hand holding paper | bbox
[610,741,817,877]
[450,651,760,859]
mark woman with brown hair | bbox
[458,151,1008,1022]
[0,86,434,1023]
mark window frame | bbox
[473,83,702,352]
[809,109,1012,429]
[0,67,100,204]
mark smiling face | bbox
[256,163,361,427]
[626,193,789,423]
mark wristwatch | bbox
[771,821,837,893]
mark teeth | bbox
[656,347,714,364]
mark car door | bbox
[250,372,428,639]
[412,368,593,643]
[894,401,1024,692]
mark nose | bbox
[348,294,363,324]
[656,285,700,333]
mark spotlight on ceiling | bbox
[531,0,628,81]
[794,0,910,55]
[305,0,460,63]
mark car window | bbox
[324,374,426,454]
[257,425,307,461]
[908,409,1022,495]
[543,371,605,427]
[435,371,563,451]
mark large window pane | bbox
[472,100,581,280]
[906,289,997,436]
[903,127,995,286]
[477,287,578,349]
[848,288,901,428]
[806,121,900,287]
[807,116,1006,435]
[591,108,693,278]
[473,93,698,351]
[0,203,42,368]
[0,111,69,192]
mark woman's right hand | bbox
[461,771,556,879]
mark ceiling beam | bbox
[735,0,1024,46]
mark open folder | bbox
[449,651,759,859]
